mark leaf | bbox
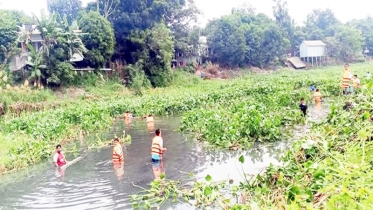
[301,140,315,149]
[35,69,41,77]
[205,174,212,182]
[239,155,245,163]
[203,186,212,196]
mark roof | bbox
[302,40,326,46]
[288,57,306,69]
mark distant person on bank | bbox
[366,72,371,80]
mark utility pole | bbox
[97,0,99,13]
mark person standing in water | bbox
[151,129,167,180]
[54,144,67,167]
[124,111,132,127]
[299,98,308,117]
[309,84,315,92]
[313,89,322,103]
[341,63,352,95]
[112,138,124,180]
[313,89,322,111]
[54,144,67,178]
[146,114,155,133]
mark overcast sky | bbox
[1,0,372,26]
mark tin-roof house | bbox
[9,24,85,71]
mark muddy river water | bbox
[0,103,329,210]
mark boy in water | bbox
[313,89,322,103]
[309,84,315,92]
[352,74,360,93]
[299,98,308,117]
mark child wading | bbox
[299,98,308,117]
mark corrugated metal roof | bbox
[302,40,326,46]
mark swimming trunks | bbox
[151,157,161,168]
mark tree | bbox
[79,11,115,69]
[167,0,200,57]
[47,0,82,24]
[86,0,119,19]
[206,15,246,67]
[0,10,32,69]
[349,17,373,56]
[21,12,87,86]
[272,0,294,52]
[129,22,174,87]
[305,9,339,35]
[206,9,289,68]
[324,24,364,62]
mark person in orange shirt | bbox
[112,138,124,180]
[151,129,166,180]
[341,63,352,95]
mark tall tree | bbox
[272,0,294,53]
[324,24,363,62]
[79,11,115,69]
[349,17,373,56]
[305,9,339,33]
[129,22,174,87]
[0,10,32,69]
[47,0,82,24]
[86,0,119,19]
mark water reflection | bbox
[113,162,125,181]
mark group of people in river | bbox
[53,113,166,181]
[299,63,370,117]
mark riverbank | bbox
[0,63,370,175]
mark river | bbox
[0,103,329,210]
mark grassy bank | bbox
[0,64,370,176]
[130,63,373,209]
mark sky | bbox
[0,0,372,26]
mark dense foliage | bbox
[79,11,115,69]
[206,11,290,67]
[47,0,82,24]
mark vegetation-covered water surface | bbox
[129,63,373,209]
[1,0,373,209]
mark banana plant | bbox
[25,43,46,88]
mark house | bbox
[9,25,42,71]
[299,40,326,66]
[9,24,87,72]
[173,36,209,67]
